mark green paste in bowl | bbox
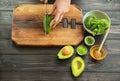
[77,45,88,55]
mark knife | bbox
[45,0,47,14]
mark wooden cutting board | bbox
[12,4,84,46]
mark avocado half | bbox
[57,45,74,59]
[71,56,85,77]
[43,14,53,34]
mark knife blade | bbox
[45,2,47,14]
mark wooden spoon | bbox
[94,28,110,58]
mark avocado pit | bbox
[62,47,71,56]
[57,45,74,59]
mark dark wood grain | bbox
[0,0,120,81]
[0,39,120,54]
[0,72,120,81]
[72,0,120,10]
[0,54,120,72]
[0,0,120,10]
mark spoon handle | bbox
[98,28,110,52]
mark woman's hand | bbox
[40,0,71,28]
[49,0,71,28]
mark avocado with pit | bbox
[57,45,74,59]
[71,56,85,77]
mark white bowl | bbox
[83,10,111,36]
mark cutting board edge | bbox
[11,37,84,46]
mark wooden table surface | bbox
[0,0,120,81]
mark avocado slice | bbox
[71,56,85,77]
[43,14,53,34]
[57,45,74,59]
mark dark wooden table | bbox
[0,0,120,81]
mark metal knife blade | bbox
[45,3,47,14]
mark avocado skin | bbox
[43,14,53,34]
[57,45,74,59]
[71,56,85,77]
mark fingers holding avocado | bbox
[43,13,64,34]
[50,12,64,28]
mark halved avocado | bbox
[57,45,74,59]
[71,56,85,77]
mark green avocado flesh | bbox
[71,56,85,77]
[43,14,53,34]
[85,36,95,46]
[86,38,93,44]
[57,45,74,59]
[77,45,88,55]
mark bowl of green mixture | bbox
[76,45,88,56]
[83,10,111,36]
[84,35,95,46]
